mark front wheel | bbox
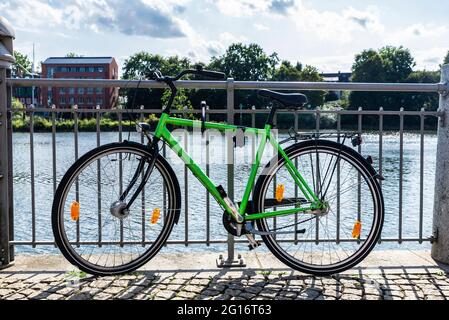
[253,139,384,276]
[52,142,181,276]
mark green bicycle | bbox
[52,66,384,276]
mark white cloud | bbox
[305,54,356,73]
[413,47,448,70]
[343,6,384,34]
[254,23,270,31]
[0,0,193,38]
[212,0,295,17]
[186,32,248,62]
[0,0,63,30]
[289,4,384,43]
[212,1,384,43]
[386,23,449,44]
[3,0,447,73]
[212,0,269,17]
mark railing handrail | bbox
[6,77,447,93]
[11,107,442,116]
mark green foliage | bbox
[378,46,415,82]
[121,52,192,109]
[349,46,416,112]
[65,270,87,279]
[161,88,194,119]
[65,52,83,58]
[116,43,438,131]
[13,51,32,77]
[123,53,191,80]
[12,98,25,118]
[206,43,279,109]
[273,60,302,81]
[12,115,145,132]
[120,44,330,129]
[12,97,24,109]
[273,61,326,108]
[209,43,279,81]
[403,70,440,111]
[351,49,385,82]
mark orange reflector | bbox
[275,184,285,203]
[151,208,161,224]
[352,220,362,238]
[70,201,80,221]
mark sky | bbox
[1,0,448,75]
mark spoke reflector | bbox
[275,184,285,203]
[352,220,362,239]
[151,208,161,224]
[70,201,80,221]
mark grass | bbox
[65,270,88,279]
[258,270,272,278]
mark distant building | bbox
[41,57,119,109]
[320,72,352,100]
[320,72,352,82]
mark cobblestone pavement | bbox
[1,269,449,300]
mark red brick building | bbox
[41,57,119,109]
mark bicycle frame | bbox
[152,113,322,222]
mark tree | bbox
[207,43,279,109]
[349,46,415,111]
[121,52,191,109]
[66,52,83,58]
[349,49,385,111]
[403,70,440,111]
[351,49,385,83]
[209,43,279,81]
[273,61,325,108]
[273,60,302,81]
[379,46,415,83]
[12,51,32,77]
[379,46,415,112]
[161,88,194,118]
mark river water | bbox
[12,130,437,254]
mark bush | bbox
[12,115,156,132]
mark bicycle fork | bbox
[110,139,160,218]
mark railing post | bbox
[0,17,15,269]
[217,77,245,268]
[431,64,449,264]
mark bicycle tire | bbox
[253,139,384,276]
[52,141,181,276]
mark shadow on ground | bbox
[1,266,448,300]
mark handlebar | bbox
[154,65,226,82]
[150,65,226,115]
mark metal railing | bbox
[1,74,447,268]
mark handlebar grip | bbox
[198,70,226,80]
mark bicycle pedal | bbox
[248,241,261,251]
[297,229,306,234]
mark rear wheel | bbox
[52,142,181,276]
[253,139,384,275]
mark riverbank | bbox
[11,116,439,133]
